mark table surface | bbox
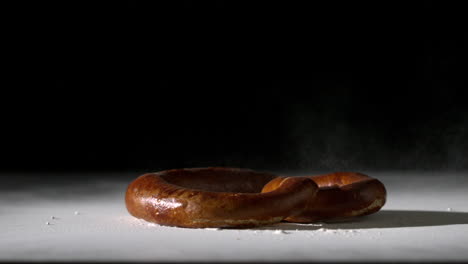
[1,171,467,262]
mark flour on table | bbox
[273,230,289,235]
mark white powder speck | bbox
[74,211,79,215]
[447,207,452,212]
[273,230,288,235]
[317,228,346,234]
[45,222,50,225]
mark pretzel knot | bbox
[125,167,386,228]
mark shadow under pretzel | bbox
[251,210,468,230]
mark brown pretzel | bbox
[125,168,386,228]
[125,167,318,228]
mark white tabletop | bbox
[1,171,467,262]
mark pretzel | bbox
[125,167,386,228]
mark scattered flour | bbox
[273,230,289,235]
[316,228,360,235]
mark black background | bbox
[2,1,467,175]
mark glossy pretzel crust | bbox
[125,167,386,228]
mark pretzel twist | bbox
[125,167,386,228]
